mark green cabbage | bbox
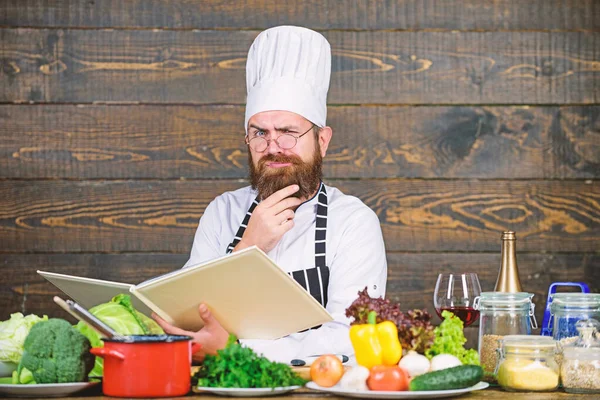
[75,294,163,377]
[0,313,48,363]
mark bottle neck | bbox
[495,236,523,293]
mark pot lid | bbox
[102,334,192,343]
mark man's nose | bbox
[265,136,283,154]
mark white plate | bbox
[0,382,100,398]
[305,381,489,399]
[195,385,301,397]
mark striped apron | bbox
[226,182,330,308]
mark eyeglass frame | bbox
[245,124,316,153]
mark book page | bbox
[131,246,333,339]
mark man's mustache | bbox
[258,154,303,167]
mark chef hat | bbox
[245,26,331,134]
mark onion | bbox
[398,351,430,377]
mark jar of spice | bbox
[473,292,537,378]
[560,319,600,394]
[549,293,600,341]
[496,335,559,392]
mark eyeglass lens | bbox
[249,134,297,152]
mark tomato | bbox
[367,365,409,391]
[310,354,344,387]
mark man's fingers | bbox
[277,218,295,234]
[152,312,192,336]
[198,304,212,324]
[277,209,295,225]
[261,185,299,207]
[199,304,221,330]
[270,196,302,215]
[151,312,170,327]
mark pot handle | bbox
[90,347,125,361]
[191,343,202,354]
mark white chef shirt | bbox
[184,183,387,363]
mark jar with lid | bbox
[496,335,559,392]
[473,292,537,378]
[560,319,600,394]
[549,293,600,341]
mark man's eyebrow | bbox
[273,125,299,132]
[248,124,265,131]
[248,124,300,132]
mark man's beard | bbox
[249,145,323,200]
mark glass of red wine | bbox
[434,273,482,327]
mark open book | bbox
[38,246,333,340]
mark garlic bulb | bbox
[339,365,370,390]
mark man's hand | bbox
[152,303,229,363]
[235,185,302,253]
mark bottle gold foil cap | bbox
[502,231,516,240]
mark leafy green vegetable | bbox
[77,294,162,337]
[75,294,164,377]
[0,313,48,363]
[75,322,104,378]
[425,311,479,365]
[12,367,35,384]
[0,377,14,384]
[16,318,94,384]
[193,335,307,388]
[110,294,161,335]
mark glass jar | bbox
[496,335,559,392]
[560,319,600,394]
[550,293,600,341]
[473,292,537,378]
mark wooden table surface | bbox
[13,385,598,400]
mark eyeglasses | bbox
[246,124,315,153]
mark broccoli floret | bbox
[16,319,94,384]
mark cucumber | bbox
[409,365,483,391]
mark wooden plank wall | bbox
[1,1,598,343]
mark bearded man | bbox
[154,26,387,363]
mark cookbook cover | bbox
[38,246,333,340]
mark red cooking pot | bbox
[90,335,201,398]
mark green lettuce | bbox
[425,310,479,365]
[75,294,163,377]
[0,313,48,363]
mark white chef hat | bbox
[245,26,331,134]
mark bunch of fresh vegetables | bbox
[345,287,435,353]
[1,294,163,384]
[193,335,307,388]
[321,291,484,392]
[75,294,164,377]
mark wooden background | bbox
[1,1,598,343]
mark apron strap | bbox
[226,183,329,307]
[226,197,259,254]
